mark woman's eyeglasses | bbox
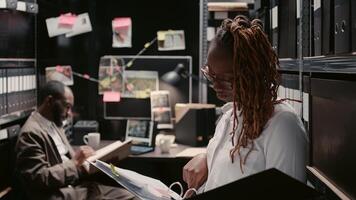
[200,65,217,83]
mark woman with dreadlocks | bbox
[183,15,308,193]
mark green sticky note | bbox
[110,163,120,177]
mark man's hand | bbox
[183,153,208,190]
[73,145,95,168]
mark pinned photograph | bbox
[112,17,132,48]
[150,90,173,129]
[122,70,158,99]
[45,12,92,38]
[157,30,185,51]
[98,56,125,94]
[152,108,173,129]
[46,16,73,38]
[65,12,92,38]
[153,108,172,124]
[151,90,169,108]
[46,65,74,86]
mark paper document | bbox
[91,160,183,200]
[86,140,132,173]
[175,148,206,158]
[87,140,132,162]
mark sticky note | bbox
[113,17,131,29]
[56,65,64,73]
[0,129,8,140]
[59,13,77,26]
[157,31,166,41]
[103,91,121,102]
[65,13,92,37]
[16,1,26,11]
[0,0,6,8]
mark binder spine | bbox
[334,0,350,54]
[322,0,334,55]
[313,0,322,56]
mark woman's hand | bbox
[183,153,208,189]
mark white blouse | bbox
[204,101,308,192]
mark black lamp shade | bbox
[161,71,181,85]
[161,63,186,85]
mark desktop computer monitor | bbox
[103,55,192,120]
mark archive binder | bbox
[322,0,334,55]
[0,69,5,116]
[270,0,279,54]
[352,0,356,52]
[334,0,350,54]
[278,0,297,58]
[313,0,322,56]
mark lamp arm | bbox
[182,72,210,85]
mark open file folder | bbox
[91,160,321,200]
[90,160,182,200]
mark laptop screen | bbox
[125,120,154,146]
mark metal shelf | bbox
[279,55,356,74]
[0,58,35,68]
[0,107,34,127]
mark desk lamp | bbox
[161,63,210,86]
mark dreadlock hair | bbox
[214,15,280,173]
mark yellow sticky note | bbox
[157,31,166,41]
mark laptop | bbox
[125,120,156,155]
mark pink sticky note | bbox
[103,92,121,102]
[59,13,77,26]
[113,17,131,29]
[83,74,90,79]
[56,65,64,73]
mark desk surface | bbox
[91,140,203,159]
[81,140,201,188]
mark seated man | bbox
[15,81,135,200]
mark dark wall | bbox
[0,11,35,58]
[37,0,202,139]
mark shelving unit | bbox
[0,2,37,198]
[271,0,356,199]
